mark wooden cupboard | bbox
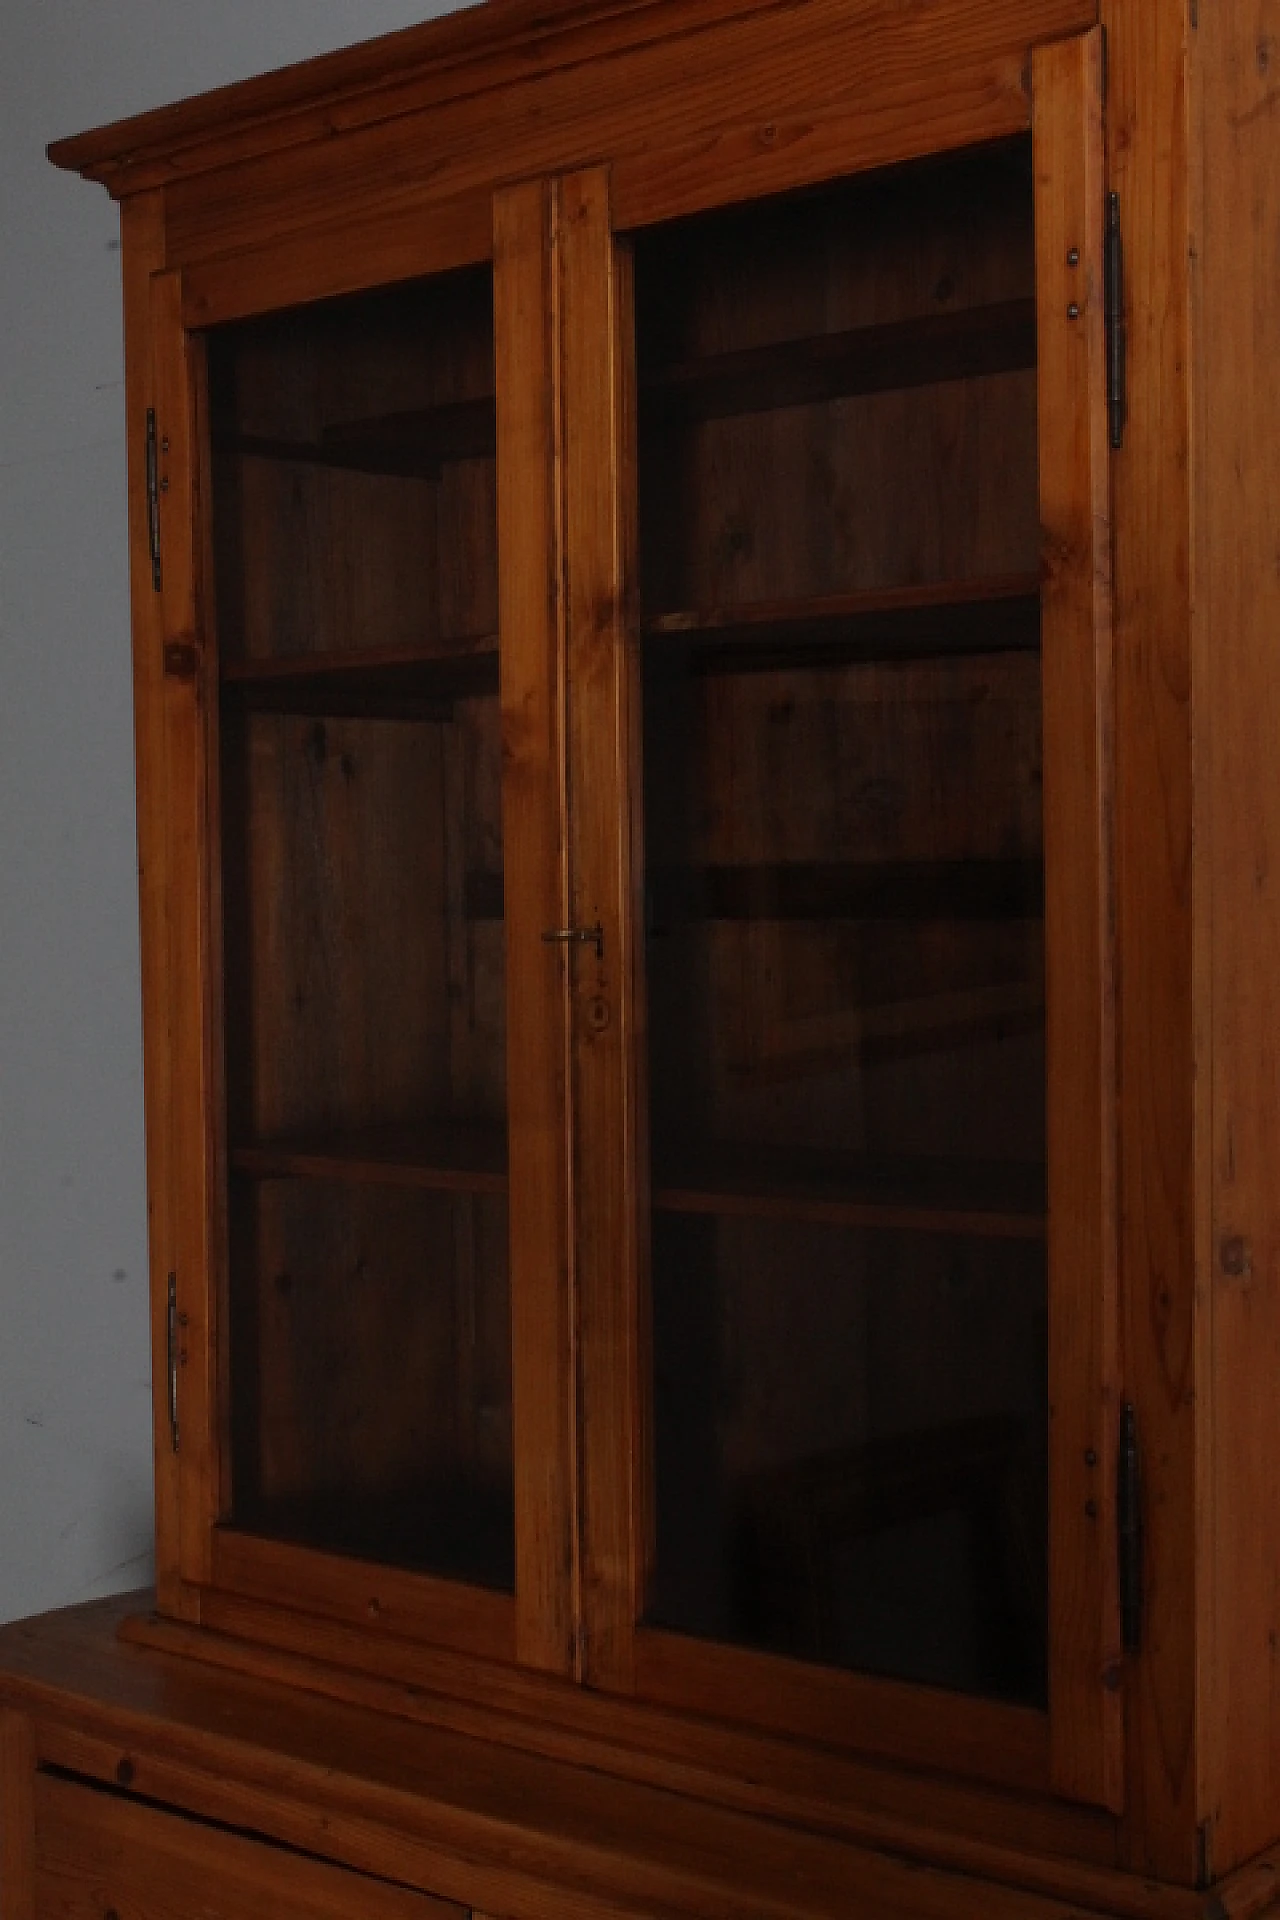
[3,0,1279,1910]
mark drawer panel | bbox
[34,1772,468,1920]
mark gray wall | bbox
[0,0,457,1626]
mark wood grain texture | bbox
[1097,0,1203,1885]
[0,1599,1255,1920]
[34,1772,466,1920]
[157,7,1041,272]
[120,193,200,1627]
[182,192,491,332]
[47,0,809,184]
[560,169,646,1694]
[48,0,1091,199]
[1195,0,1280,1875]
[0,1712,35,1920]
[493,178,579,1680]
[635,1627,1049,1793]
[210,1530,515,1666]
[151,270,220,1592]
[1033,28,1122,1814]
[138,1597,1120,1874]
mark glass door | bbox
[634,143,1047,1704]
[205,268,514,1595]
[617,28,1119,1806]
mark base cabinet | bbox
[5,1600,1280,1920]
[34,1777,467,1920]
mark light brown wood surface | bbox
[0,1712,36,1920]
[34,1772,466,1920]
[150,269,220,1594]
[5,1599,1280,1919]
[494,176,580,1681]
[1096,0,1203,1884]
[135,1593,1118,1870]
[559,168,646,1695]
[120,192,198,1627]
[1032,27,1122,1814]
[1196,0,1280,1876]
[50,0,1091,202]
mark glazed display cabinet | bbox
[3,0,1278,1911]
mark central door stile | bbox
[494,177,582,1679]
[559,168,648,1694]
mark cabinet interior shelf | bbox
[647,859,1044,925]
[639,297,1036,426]
[220,641,499,720]
[213,300,1035,485]
[643,575,1041,674]
[230,1122,509,1195]
[229,1128,1043,1241]
[218,393,497,479]
[654,1149,1046,1241]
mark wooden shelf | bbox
[641,298,1036,427]
[231,1125,1041,1239]
[644,576,1041,674]
[648,859,1044,925]
[220,394,496,478]
[230,1120,508,1195]
[221,641,499,720]
[653,1148,1046,1241]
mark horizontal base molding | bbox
[0,1596,1275,1920]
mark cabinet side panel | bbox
[494,178,580,1678]
[1099,0,1203,1884]
[121,193,197,1622]
[1033,29,1123,1815]
[0,1714,35,1920]
[1198,0,1280,1874]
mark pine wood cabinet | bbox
[3,0,1279,1912]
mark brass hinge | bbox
[166,1273,181,1455]
[146,409,162,591]
[1104,193,1127,450]
[1118,1402,1142,1651]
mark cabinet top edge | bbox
[46,0,801,193]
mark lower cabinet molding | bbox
[4,1597,1280,1920]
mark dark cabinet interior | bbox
[635,145,1047,1704]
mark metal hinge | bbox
[1104,192,1127,450]
[146,409,163,591]
[1118,1402,1142,1651]
[166,1272,181,1454]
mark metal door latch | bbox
[542,922,604,960]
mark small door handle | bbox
[542,922,604,960]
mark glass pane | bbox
[635,144,1047,1702]
[208,270,513,1590]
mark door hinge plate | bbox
[1104,192,1126,449]
[146,408,162,591]
[166,1272,180,1455]
[1118,1401,1142,1651]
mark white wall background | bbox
[0,0,459,1627]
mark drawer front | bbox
[34,1773,469,1920]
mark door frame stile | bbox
[149,266,221,1595]
[1032,25,1124,1813]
